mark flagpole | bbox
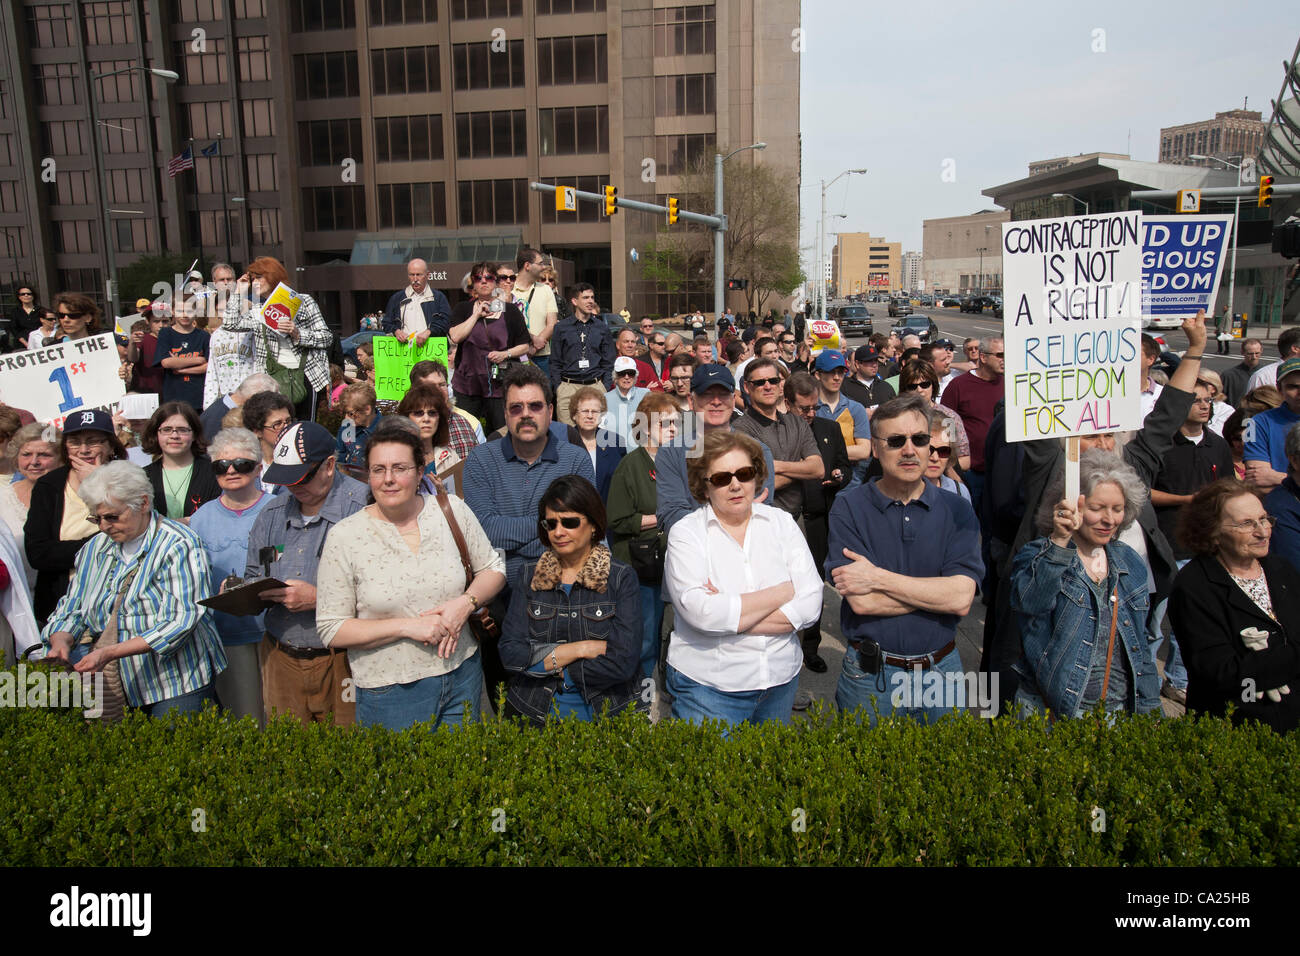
[189,138,203,271]
[217,135,231,265]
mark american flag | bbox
[167,146,194,177]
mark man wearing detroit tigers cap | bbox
[244,421,367,724]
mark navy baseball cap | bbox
[690,363,736,394]
[264,422,334,486]
[813,349,847,372]
[933,338,956,350]
[62,408,116,436]
[854,345,880,363]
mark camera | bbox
[856,638,882,674]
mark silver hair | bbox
[979,335,1004,354]
[211,262,234,276]
[1286,421,1300,468]
[208,427,262,463]
[234,372,280,399]
[1036,448,1148,536]
[371,415,421,440]
[78,460,153,514]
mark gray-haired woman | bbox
[1009,449,1161,718]
[42,461,226,718]
[189,428,274,723]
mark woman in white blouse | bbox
[662,430,823,727]
[0,422,60,589]
[315,427,505,730]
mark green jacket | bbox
[606,447,662,565]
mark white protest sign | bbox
[1002,211,1144,443]
[0,334,126,429]
[119,392,160,421]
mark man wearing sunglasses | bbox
[934,335,1003,515]
[655,364,776,534]
[245,422,368,725]
[550,283,615,425]
[382,257,451,346]
[734,358,822,518]
[827,392,983,723]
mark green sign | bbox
[372,335,448,401]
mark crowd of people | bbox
[3,259,1300,736]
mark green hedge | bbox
[2,697,1297,865]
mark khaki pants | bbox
[260,634,355,727]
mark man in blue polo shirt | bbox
[827,392,983,723]
[813,349,871,487]
[1244,357,1300,490]
[462,362,596,705]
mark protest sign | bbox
[807,318,842,354]
[1003,211,1144,443]
[1141,215,1232,320]
[0,333,126,428]
[372,336,449,401]
[259,283,302,333]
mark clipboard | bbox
[199,578,287,616]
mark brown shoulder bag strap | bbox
[435,489,475,590]
[1099,586,1120,704]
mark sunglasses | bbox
[85,512,124,526]
[507,400,547,417]
[616,369,637,377]
[982,351,1005,359]
[928,445,952,459]
[18,291,32,297]
[496,274,516,282]
[472,273,495,282]
[747,376,782,388]
[902,382,933,391]
[59,311,85,318]
[707,466,758,487]
[879,433,931,450]
[408,408,439,418]
[212,458,259,475]
[540,516,583,531]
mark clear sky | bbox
[799,0,1300,268]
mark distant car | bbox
[829,304,872,338]
[890,314,940,344]
[1143,314,1182,331]
[888,297,913,318]
[919,295,935,307]
[941,296,961,308]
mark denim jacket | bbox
[1009,537,1160,717]
[500,545,645,725]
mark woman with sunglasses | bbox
[240,391,295,494]
[316,427,506,730]
[52,292,100,343]
[923,408,971,503]
[142,402,221,522]
[448,261,531,432]
[188,428,273,723]
[662,430,822,728]
[25,410,129,623]
[500,475,645,727]
[397,383,461,495]
[897,360,970,473]
[10,286,42,349]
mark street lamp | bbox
[819,168,867,321]
[87,65,179,319]
[714,142,766,319]
[1189,153,1245,327]
[828,214,846,299]
[975,246,988,295]
[1051,192,1090,215]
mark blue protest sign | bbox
[1140,215,1233,319]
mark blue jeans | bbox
[1149,560,1189,690]
[141,683,217,718]
[355,653,482,730]
[835,644,966,725]
[965,470,986,519]
[531,355,549,377]
[666,664,799,729]
[639,582,664,679]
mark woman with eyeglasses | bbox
[25,410,129,623]
[923,408,971,503]
[316,427,506,730]
[10,286,42,349]
[41,461,227,719]
[448,260,531,432]
[897,360,971,473]
[567,385,624,503]
[1167,479,1300,732]
[397,383,461,495]
[662,430,822,728]
[240,391,295,494]
[500,475,645,727]
[188,428,273,723]
[142,402,221,522]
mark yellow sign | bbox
[556,186,576,212]
[1176,189,1201,213]
[259,283,302,333]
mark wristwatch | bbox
[464,592,480,610]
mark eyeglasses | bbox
[707,466,758,487]
[212,458,259,475]
[981,351,1005,359]
[369,464,418,478]
[472,273,495,283]
[85,511,126,526]
[670,376,693,384]
[541,516,583,531]
[408,408,439,419]
[262,418,292,433]
[878,432,931,450]
[496,274,516,283]
[65,434,108,448]
[747,376,782,388]
[507,400,547,417]
[1191,397,1213,406]
[928,444,952,459]
[902,382,933,391]
[159,426,193,437]
[1227,516,1276,533]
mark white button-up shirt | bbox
[663,502,824,692]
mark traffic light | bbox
[667,196,679,225]
[604,185,618,216]
[727,278,748,291]
[1259,175,1274,208]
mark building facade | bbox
[900,250,920,292]
[920,209,1007,296]
[1159,108,1267,167]
[0,0,800,334]
[1027,152,1129,177]
[831,232,899,296]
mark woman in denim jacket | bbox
[500,475,646,726]
[1010,450,1161,717]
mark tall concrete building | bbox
[1159,108,1267,167]
[900,250,921,292]
[0,0,800,333]
[831,232,899,296]
[920,209,1008,296]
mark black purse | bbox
[626,532,665,585]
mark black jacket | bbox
[24,466,97,621]
[382,288,452,338]
[1152,429,1234,559]
[801,417,851,520]
[145,455,222,519]
[1168,553,1300,733]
